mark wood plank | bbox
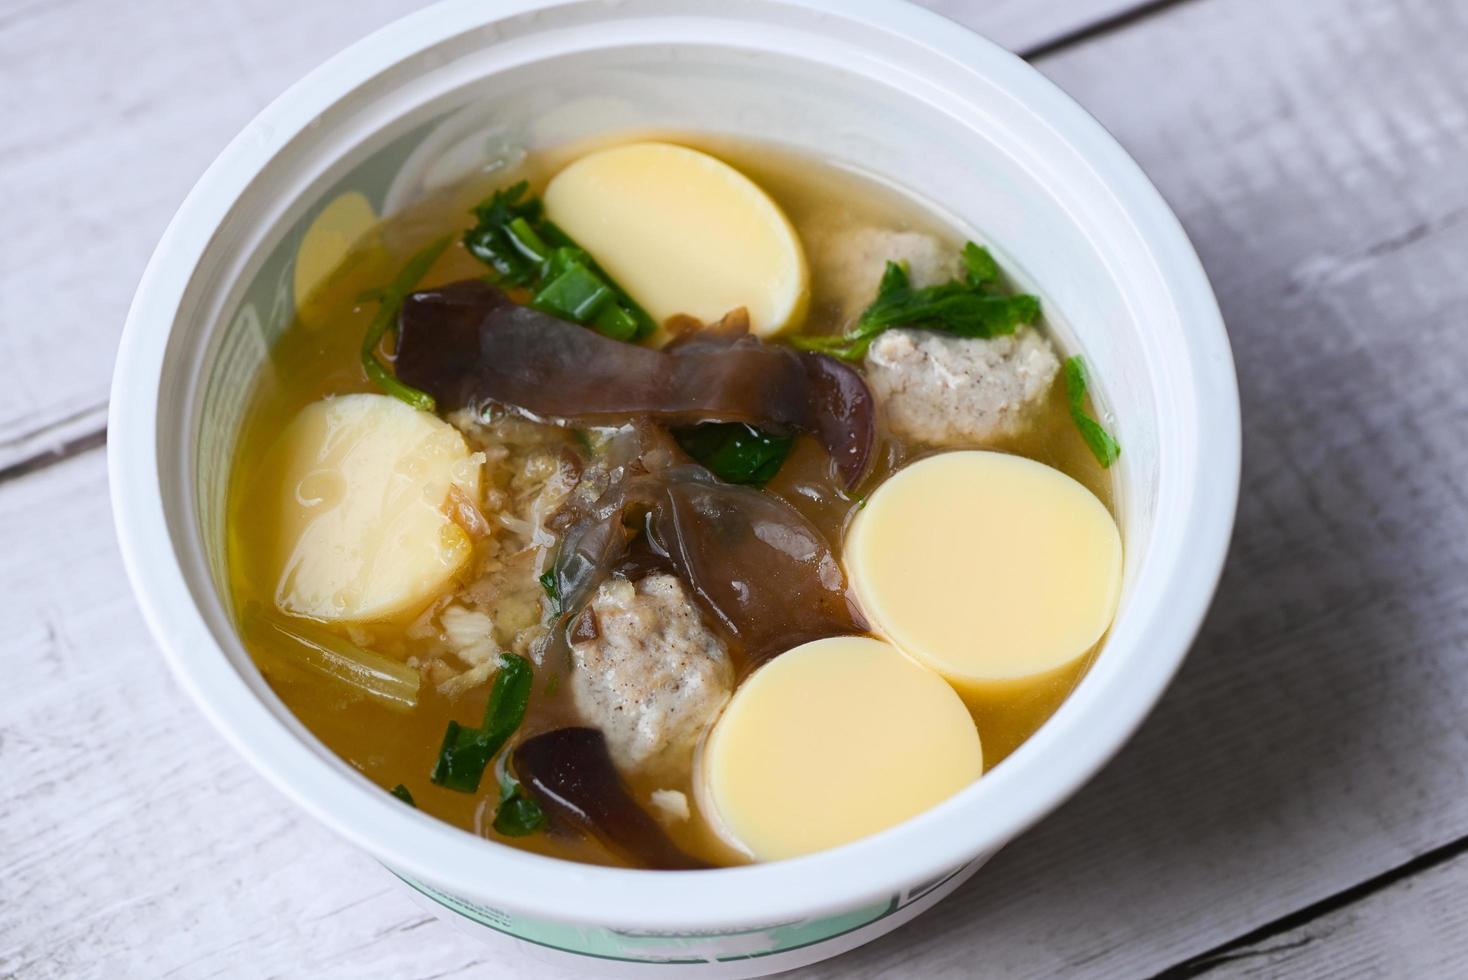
[6,0,1468,979]
[1177,847,1468,979]
[0,0,1145,476]
[0,0,428,474]
[923,0,1149,51]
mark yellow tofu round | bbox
[293,191,387,329]
[845,451,1122,699]
[543,141,809,337]
[264,393,480,622]
[700,637,981,861]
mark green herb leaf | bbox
[790,244,1040,361]
[389,784,416,806]
[463,181,544,286]
[674,422,794,485]
[360,235,453,411]
[430,653,534,793]
[538,569,561,614]
[464,185,655,340]
[961,241,1000,287]
[1063,355,1121,468]
[430,721,484,793]
[493,773,546,837]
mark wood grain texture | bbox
[4,0,1468,977]
[921,0,1150,52]
[1183,848,1468,979]
[0,0,431,473]
[0,0,1146,476]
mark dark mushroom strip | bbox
[651,472,862,666]
[395,280,875,487]
[798,352,876,489]
[551,466,863,670]
[512,728,708,871]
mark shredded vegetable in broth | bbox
[227,134,1120,869]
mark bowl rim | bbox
[109,0,1240,929]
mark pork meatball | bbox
[865,327,1060,446]
[809,225,961,320]
[570,574,733,775]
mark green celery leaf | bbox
[493,774,546,837]
[1063,355,1121,468]
[429,721,487,793]
[430,653,535,793]
[389,784,415,806]
[463,181,544,286]
[478,654,534,748]
[788,243,1040,361]
[674,422,795,485]
[537,218,577,249]
[961,242,1001,287]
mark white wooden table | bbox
[4,0,1467,976]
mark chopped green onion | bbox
[532,261,615,322]
[360,235,453,411]
[463,181,544,286]
[430,653,534,793]
[464,184,656,340]
[505,216,550,264]
[390,784,416,806]
[1063,355,1121,468]
[674,422,794,485]
[543,244,586,279]
[592,304,640,342]
[242,604,420,713]
[790,243,1040,362]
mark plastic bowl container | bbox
[108,0,1240,975]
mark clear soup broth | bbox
[228,134,1116,869]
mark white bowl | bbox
[108,0,1240,975]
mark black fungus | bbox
[396,280,874,488]
[513,728,708,870]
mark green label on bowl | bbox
[394,871,903,964]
